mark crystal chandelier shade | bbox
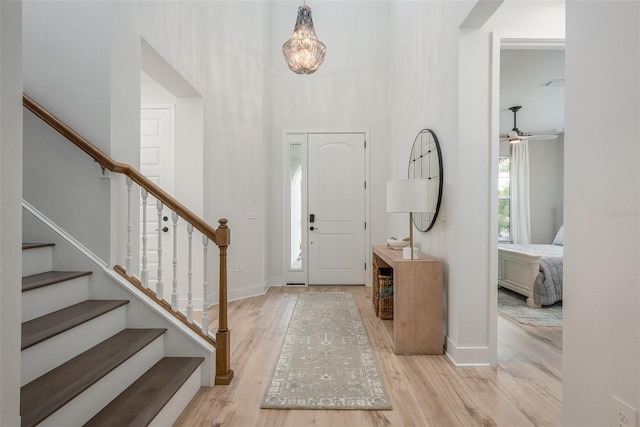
[282,5,326,75]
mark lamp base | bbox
[403,247,420,259]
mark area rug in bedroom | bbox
[261,291,392,410]
[498,287,563,327]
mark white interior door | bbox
[308,133,366,285]
[140,106,175,289]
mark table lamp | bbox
[387,179,429,259]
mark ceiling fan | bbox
[500,105,559,143]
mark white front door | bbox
[308,133,366,285]
[140,106,175,291]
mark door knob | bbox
[310,226,318,231]
[163,216,169,221]
[162,226,169,232]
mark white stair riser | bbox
[149,364,202,427]
[22,276,90,322]
[21,307,128,386]
[37,335,165,427]
[22,246,53,276]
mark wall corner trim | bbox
[445,336,492,367]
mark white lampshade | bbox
[387,179,429,213]
[426,178,438,214]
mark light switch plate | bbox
[245,207,258,219]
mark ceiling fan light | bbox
[507,131,522,144]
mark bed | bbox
[498,226,564,308]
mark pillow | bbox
[552,225,564,246]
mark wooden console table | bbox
[372,245,443,355]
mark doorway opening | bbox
[492,39,565,369]
[139,38,205,311]
[284,131,369,286]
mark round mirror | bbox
[408,129,443,232]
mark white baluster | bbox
[171,211,179,311]
[140,189,149,288]
[156,200,164,300]
[126,177,133,273]
[202,235,209,334]
[187,224,194,322]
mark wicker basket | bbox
[372,258,393,316]
[377,275,394,320]
[372,257,380,313]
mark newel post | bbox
[215,218,234,385]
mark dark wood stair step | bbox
[22,300,130,350]
[20,328,167,427]
[22,270,92,292]
[84,357,204,426]
[22,242,55,250]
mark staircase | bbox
[20,242,203,426]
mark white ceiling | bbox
[500,49,565,136]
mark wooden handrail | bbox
[22,94,229,248]
[24,93,234,385]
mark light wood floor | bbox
[176,286,562,426]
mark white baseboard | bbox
[228,280,269,302]
[206,280,269,307]
[268,276,284,286]
[445,336,492,366]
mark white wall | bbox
[457,0,565,364]
[140,74,206,310]
[195,2,270,301]
[0,1,22,424]
[499,48,565,243]
[555,134,564,229]
[21,0,566,371]
[529,137,563,243]
[388,1,477,362]
[23,1,112,261]
[267,1,392,286]
[113,1,271,302]
[563,2,640,425]
[13,0,640,422]
[499,49,565,135]
[500,137,565,244]
[24,1,270,303]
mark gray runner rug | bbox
[261,291,392,410]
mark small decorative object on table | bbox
[402,247,420,259]
[387,237,410,250]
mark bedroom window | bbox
[498,157,511,241]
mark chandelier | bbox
[282,3,326,75]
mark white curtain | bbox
[511,139,531,244]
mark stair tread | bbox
[22,242,55,250]
[22,300,130,350]
[20,328,167,427]
[84,357,204,427]
[22,270,92,292]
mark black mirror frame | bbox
[407,129,443,232]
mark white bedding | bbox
[499,244,563,259]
